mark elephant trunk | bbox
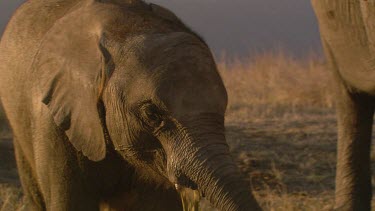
[186,144,260,211]
[170,115,261,211]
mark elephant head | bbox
[34,2,261,210]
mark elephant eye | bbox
[141,103,163,128]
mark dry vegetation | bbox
[0,51,373,210]
[219,51,334,120]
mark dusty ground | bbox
[0,106,351,211]
[226,107,338,210]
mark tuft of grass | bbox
[0,184,23,211]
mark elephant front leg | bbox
[33,130,100,211]
[334,84,374,210]
[34,148,100,211]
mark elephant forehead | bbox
[104,32,227,111]
[159,61,227,114]
[155,74,228,116]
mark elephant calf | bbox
[0,0,261,210]
[312,0,375,210]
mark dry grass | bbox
[219,51,334,122]
[226,116,338,211]
[0,184,23,211]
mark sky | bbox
[0,0,322,59]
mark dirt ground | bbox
[1,105,365,211]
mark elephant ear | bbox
[34,18,112,161]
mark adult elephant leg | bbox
[334,82,374,210]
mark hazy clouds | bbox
[0,0,321,58]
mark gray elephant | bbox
[0,0,261,210]
[312,0,375,210]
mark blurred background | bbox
[0,0,322,59]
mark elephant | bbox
[0,0,262,210]
[311,0,375,210]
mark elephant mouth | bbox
[174,174,198,191]
[177,186,201,211]
[173,175,202,211]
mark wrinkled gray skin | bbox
[0,0,261,210]
[312,1,375,210]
